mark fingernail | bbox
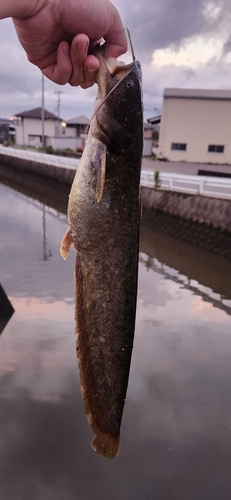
[87,67,97,74]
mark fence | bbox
[0,145,79,170]
[1,146,231,200]
[141,170,231,200]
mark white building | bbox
[14,107,61,147]
[65,115,89,137]
[158,88,231,164]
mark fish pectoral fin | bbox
[60,228,73,260]
[92,143,107,203]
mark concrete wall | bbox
[46,136,83,150]
[0,152,75,185]
[159,97,231,164]
[65,127,76,138]
[143,138,153,156]
[141,186,231,232]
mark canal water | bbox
[1,178,231,500]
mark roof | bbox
[15,107,61,120]
[66,115,89,125]
[164,88,231,101]
[147,115,161,125]
[0,118,12,124]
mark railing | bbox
[139,253,231,316]
[141,170,231,200]
[1,146,231,200]
[0,145,79,170]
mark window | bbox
[208,145,224,153]
[171,143,187,151]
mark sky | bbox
[0,0,231,121]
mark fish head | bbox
[91,46,143,154]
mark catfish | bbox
[61,45,143,458]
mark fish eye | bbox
[125,80,134,88]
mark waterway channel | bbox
[1,174,231,500]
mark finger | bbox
[68,34,89,86]
[69,34,99,88]
[80,55,100,89]
[103,4,127,58]
[42,41,72,85]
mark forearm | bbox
[0,0,42,19]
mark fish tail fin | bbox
[60,228,73,260]
[91,431,120,459]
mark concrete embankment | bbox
[141,186,231,232]
[1,149,231,259]
[0,150,76,185]
[141,187,231,260]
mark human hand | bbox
[11,0,127,88]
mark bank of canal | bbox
[1,150,231,261]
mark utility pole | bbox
[55,90,63,136]
[41,74,45,148]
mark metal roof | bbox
[164,88,231,100]
[147,115,161,125]
[15,107,61,120]
[66,115,89,125]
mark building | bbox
[14,107,61,147]
[143,121,154,156]
[158,88,231,164]
[45,115,89,150]
[65,115,89,137]
[0,118,16,145]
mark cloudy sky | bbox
[0,0,231,121]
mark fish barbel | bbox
[60,45,143,458]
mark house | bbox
[147,115,161,156]
[65,115,89,137]
[143,121,154,156]
[0,118,16,145]
[147,115,161,127]
[14,107,62,147]
[45,115,90,150]
[158,88,231,164]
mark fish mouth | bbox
[94,46,133,99]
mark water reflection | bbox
[1,178,231,500]
[139,254,231,316]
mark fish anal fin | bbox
[92,143,107,203]
[60,228,73,260]
[74,252,120,460]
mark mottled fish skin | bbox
[60,47,143,458]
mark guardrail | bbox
[1,146,231,200]
[141,170,231,200]
[0,145,79,170]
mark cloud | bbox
[1,1,231,119]
[222,33,231,57]
[114,0,231,58]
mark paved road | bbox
[142,157,231,175]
